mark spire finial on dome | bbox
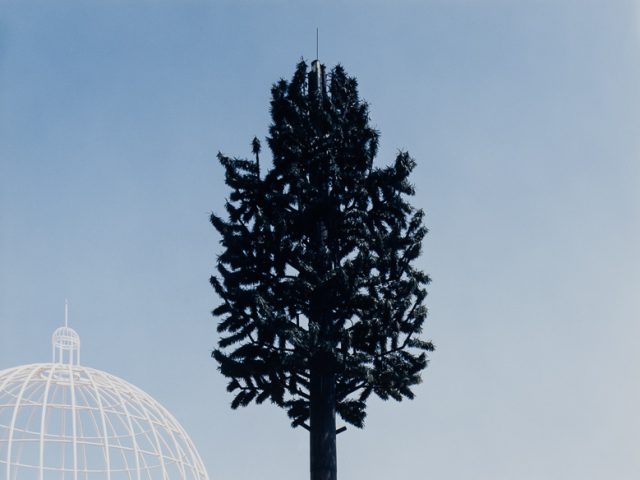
[52,300,81,365]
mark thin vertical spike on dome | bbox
[52,304,81,365]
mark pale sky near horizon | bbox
[1,1,639,479]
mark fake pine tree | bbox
[211,60,434,480]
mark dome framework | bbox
[0,313,209,480]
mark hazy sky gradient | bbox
[1,1,639,479]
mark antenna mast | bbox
[311,28,323,93]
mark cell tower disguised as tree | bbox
[211,60,433,480]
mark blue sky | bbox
[1,1,639,479]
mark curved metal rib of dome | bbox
[0,318,209,480]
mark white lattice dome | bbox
[0,313,209,480]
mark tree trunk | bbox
[309,58,336,478]
[310,362,337,480]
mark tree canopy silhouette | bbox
[211,60,433,480]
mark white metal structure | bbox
[0,313,209,480]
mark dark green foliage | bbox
[211,60,433,429]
